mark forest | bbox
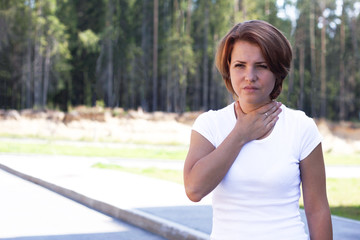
[0,0,360,121]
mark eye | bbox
[234,63,245,68]
[257,64,268,69]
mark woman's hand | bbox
[233,101,282,142]
[184,101,282,202]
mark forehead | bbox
[231,40,265,61]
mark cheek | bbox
[269,80,276,90]
[230,71,242,84]
[229,72,236,87]
[230,76,242,94]
[264,74,276,90]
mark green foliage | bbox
[78,29,99,53]
[95,100,105,108]
[1,0,360,121]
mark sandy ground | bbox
[0,108,359,154]
[0,109,193,146]
[316,120,360,155]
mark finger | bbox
[266,115,279,128]
[234,101,245,118]
[264,101,282,116]
[255,101,278,115]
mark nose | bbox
[245,67,257,82]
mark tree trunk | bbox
[309,0,317,117]
[193,66,201,110]
[339,6,346,120]
[179,0,192,113]
[298,44,305,110]
[140,0,150,111]
[21,1,33,109]
[202,1,209,110]
[264,0,270,16]
[42,45,51,107]
[173,67,179,113]
[320,0,327,118]
[287,57,294,104]
[166,54,172,112]
[33,2,43,109]
[238,0,247,20]
[210,60,217,109]
[152,0,158,111]
[129,56,136,109]
[348,16,358,118]
[106,0,114,107]
[210,33,219,109]
[23,37,33,109]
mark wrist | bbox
[228,128,248,149]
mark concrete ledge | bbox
[0,163,209,240]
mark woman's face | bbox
[229,40,276,109]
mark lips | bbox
[243,86,259,90]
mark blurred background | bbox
[0,0,359,120]
[0,0,360,225]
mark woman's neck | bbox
[238,100,272,114]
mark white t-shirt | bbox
[192,102,322,240]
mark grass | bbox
[94,162,360,221]
[0,139,359,164]
[0,141,188,160]
[0,133,186,146]
[324,153,360,165]
[326,178,360,220]
[299,178,360,221]
[93,162,184,184]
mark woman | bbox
[183,20,332,240]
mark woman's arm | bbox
[183,101,281,202]
[300,143,333,240]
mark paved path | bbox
[1,153,360,240]
[0,168,165,240]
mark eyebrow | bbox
[232,60,267,64]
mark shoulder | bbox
[281,105,316,128]
[192,103,235,147]
[193,102,234,127]
[280,105,319,140]
[281,105,322,160]
[282,105,310,120]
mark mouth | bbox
[243,86,258,90]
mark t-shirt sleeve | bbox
[299,116,323,161]
[192,111,217,147]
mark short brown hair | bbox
[215,20,292,100]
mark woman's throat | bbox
[238,101,272,114]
